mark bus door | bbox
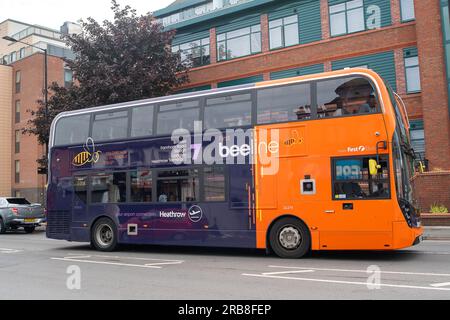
[320,155,393,250]
[72,174,89,223]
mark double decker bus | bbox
[46,68,422,258]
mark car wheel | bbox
[269,217,311,259]
[24,226,35,234]
[0,218,6,234]
[91,218,118,252]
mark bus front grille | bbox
[47,210,71,236]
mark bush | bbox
[430,204,449,214]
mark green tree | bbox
[25,0,188,166]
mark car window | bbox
[6,198,31,205]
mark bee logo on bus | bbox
[284,130,304,146]
[72,137,102,167]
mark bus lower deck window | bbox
[333,156,390,200]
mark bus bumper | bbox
[392,221,423,249]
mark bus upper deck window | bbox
[317,77,379,119]
[257,83,311,124]
[54,114,91,146]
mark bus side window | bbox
[92,111,129,142]
[157,100,200,135]
[317,77,379,118]
[156,169,199,202]
[333,156,390,200]
[257,83,311,124]
[73,176,88,204]
[204,94,252,129]
[130,170,153,202]
[91,173,127,203]
[131,105,154,138]
[54,114,91,146]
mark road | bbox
[1,228,450,300]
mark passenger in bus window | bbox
[159,193,168,202]
[102,180,120,203]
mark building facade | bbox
[0,19,76,203]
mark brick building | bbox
[154,0,450,210]
[0,19,76,203]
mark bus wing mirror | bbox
[369,159,380,175]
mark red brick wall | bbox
[414,0,450,171]
[412,172,450,213]
[320,0,330,40]
[11,53,65,203]
[390,0,401,25]
[261,14,269,53]
[186,24,417,85]
[209,28,217,64]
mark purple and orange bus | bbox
[46,69,422,258]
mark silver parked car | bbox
[0,198,46,234]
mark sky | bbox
[0,0,175,30]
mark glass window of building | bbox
[19,48,25,59]
[172,37,210,67]
[257,83,311,123]
[405,56,421,93]
[204,93,252,129]
[10,51,17,63]
[54,114,91,146]
[400,0,415,22]
[15,71,21,93]
[330,0,365,37]
[64,69,73,88]
[15,160,20,184]
[131,105,154,138]
[217,24,261,61]
[410,123,425,160]
[269,15,299,50]
[15,130,21,154]
[15,100,20,123]
[92,111,129,141]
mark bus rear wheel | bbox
[269,217,311,259]
[91,218,118,252]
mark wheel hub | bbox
[279,226,301,250]
[96,224,113,247]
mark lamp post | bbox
[2,36,49,177]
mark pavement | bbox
[1,227,450,300]
[423,226,450,240]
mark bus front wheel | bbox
[91,218,118,252]
[269,217,311,259]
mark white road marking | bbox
[51,255,184,269]
[242,273,450,292]
[262,270,315,276]
[0,248,23,254]
[430,282,450,288]
[267,265,450,277]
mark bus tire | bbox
[91,218,118,252]
[269,217,311,259]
